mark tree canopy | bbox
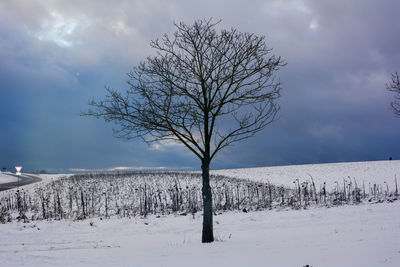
[87,19,285,161]
[86,19,285,243]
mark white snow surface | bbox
[0,172,18,183]
[0,202,399,266]
[1,160,400,266]
[212,160,400,190]
[0,173,68,186]
[30,173,69,187]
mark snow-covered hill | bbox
[213,160,400,190]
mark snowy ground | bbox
[0,161,399,266]
[0,172,19,184]
[213,160,400,190]
[0,202,399,266]
[25,174,68,188]
[0,173,64,186]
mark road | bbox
[0,173,42,191]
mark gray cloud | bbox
[1,0,399,172]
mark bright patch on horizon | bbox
[37,11,82,47]
[69,166,168,172]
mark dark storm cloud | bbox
[0,0,399,172]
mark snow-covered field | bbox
[0,172,18,183]
[24,173,68,189]
[213,160,400,190]
[0,160,399,266]
[0,202,399,267]
[0,173,66,187]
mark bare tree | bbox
[85,19,285,243]
[387,72,400,117]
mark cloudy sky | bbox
[1,0,399,173]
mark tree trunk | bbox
[201,157,214,243]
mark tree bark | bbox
[201,157,214,243]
